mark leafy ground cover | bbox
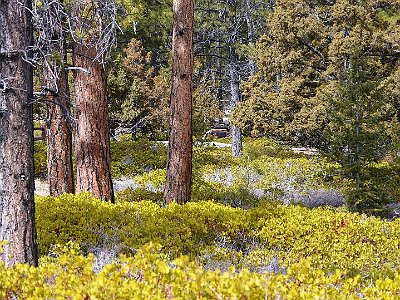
[34,136,400,213]
[2,193,400,298]
[2,243,400,299]
[34,194,400,278]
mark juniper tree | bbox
[109,38,170,140]
[233,0,400,148]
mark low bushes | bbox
[0,193,398,298]
[116,187,163,205]
[34,141,47,178]
[2,233,400,299]
[34,138,168,179]
[248,203,400,280]
[34,136,400,213]
[36,194,400,283]
[35,193,250,258]
[110,139,167,178]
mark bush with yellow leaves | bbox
[35,194,400,282]
[1,242,400,299]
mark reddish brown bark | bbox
[43,0,74,196]
[164,0,194,205]
[0,0,38,266]
[45,65,74,196]
[73,44,114,203]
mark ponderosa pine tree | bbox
[44,64,74,196]
[38,0,74,196]
[72,0,115,202]
[0,0,38,266]
[164,0,194,205]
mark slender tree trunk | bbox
[354,104,361,191]
[216,40,224,108]
[44,59,74,196]
[43,0,74,196]
[229,47,242,157]
[164,0,194,205]
[73,44,115,203]
[0,0,38,266]
[231,126,243,157]
[245,0,257,75]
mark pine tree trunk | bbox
[164,0,194,205]
[231,126,243,157]
[216,40,224,104]
[0,0,38,266]
[45,61,74,196]
[44,0,74,196]
[229,48,243,157]
[245,0,257,75]
[73,44,114,203]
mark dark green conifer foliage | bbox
[326,58,397,212]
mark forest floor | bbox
[34,179,49,196]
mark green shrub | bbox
[191,165,264,207]
[110,138,167,179]
[8,195,400,298]
[193,146,238,169]
[241,137,312,161]
[116,187,163,205]
[248,202,400,280]
[35,193,400,283]
[242,137,282,159]
[133,169,166,191]
[35,193,250,258]
[34,141,47,178]
[191,154,341,207]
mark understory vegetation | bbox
[2,193,400,298]
[16,137,400,297]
